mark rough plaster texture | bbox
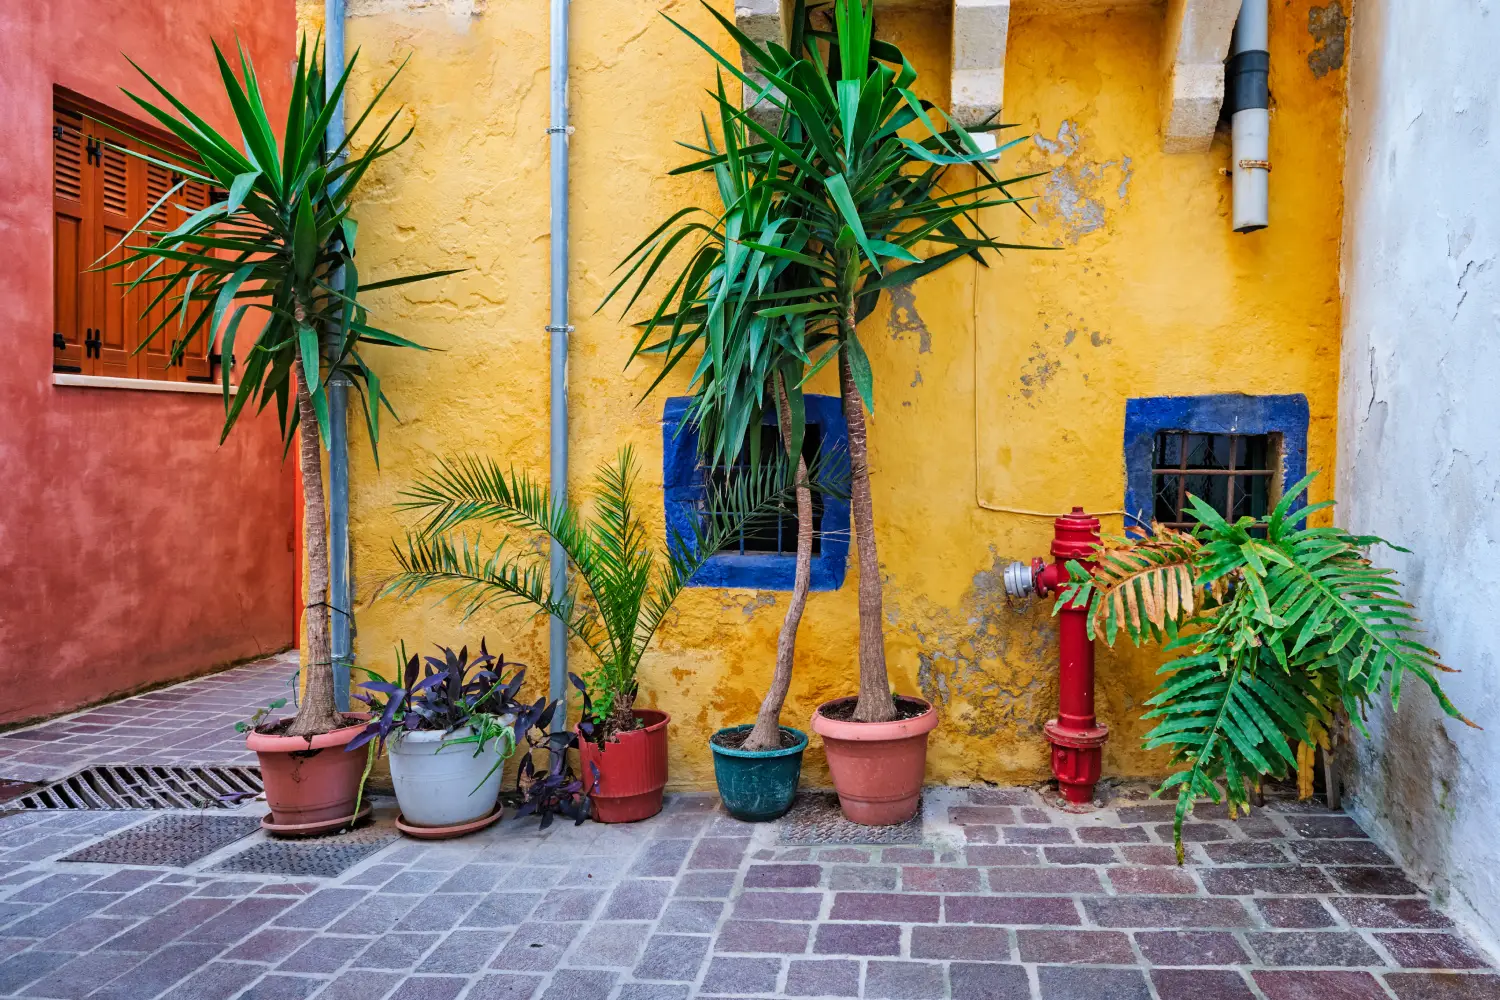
[1337,0,1500,957]
[302,1,1350,794]
[0,1,297,725]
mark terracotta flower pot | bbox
[246,717,369,835]
[578,709,669,823]
[811,696,938,826]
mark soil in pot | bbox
[711,724,808,822]
[388,726,508,830]
[579,709,669,823]
[246,716,370,836]
[811,695,938,826]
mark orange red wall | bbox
[0,1,298,724]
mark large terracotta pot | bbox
[246,717,369,835]
[811,696,938,826]
[579,709,669,823]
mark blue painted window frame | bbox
[1123,394,1310,532]
[662,395,850,591]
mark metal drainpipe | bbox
[326,0,352,710]
[547,0,572,729]
[1227,0,1270,233]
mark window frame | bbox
[662,394,851,591]
[1123,394,1309,532]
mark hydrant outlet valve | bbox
[1009,506,1110,805]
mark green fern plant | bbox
[1057,473,1474,859]
[383,446,843,740]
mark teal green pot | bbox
[710,725,808,822]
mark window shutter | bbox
[90,122,140,379]
[176,177,214,382]
[52,106,87,374]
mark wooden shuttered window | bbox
[51,95,219,383]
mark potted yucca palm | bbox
[1056,474,1474,859]
[385,447,837,822]
[651,0,1042,824]
[110,37,457,833]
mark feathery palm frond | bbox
[1057,473,1474,860]
[384,446,848,737]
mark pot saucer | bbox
[261,803,373,838]
[395,804,503,840]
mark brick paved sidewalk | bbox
[0,656,1495,999]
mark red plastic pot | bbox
[811,696,938,826]
[579,709,670,823]
[246,717,369,835]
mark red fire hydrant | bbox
[1004,507,1110,805]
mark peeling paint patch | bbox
[1307,3,1348,78]
[1018,342,1062,400]
[888,285,932,354]
[1028,122,1133,246]
[910,369,924,388]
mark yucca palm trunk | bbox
[287,361,343,737]
[742,377,814,751]
[840,340,896,724]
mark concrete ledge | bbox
[1161,0,1242,153]
[951,0,1011,129]
[53,373,233,395]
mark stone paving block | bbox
[98,895,232,951]
[435,863,508,893]
[389,976,469,1000]
[964,826,1000,844]
[1256,897,1337,928]
[816,848,870,863]
[865,959,946,999]
[226,928,308,964]
[1107,866,1201,895]
[532,887,606,923]
[1247,931,1383,966]
[949,961,1032,1000]
[964,846,1040,866]
[830,865,898,890]
[1383,973,1500,999]
[1288,815,1367,839]
[689,838,752,871]
[1379,933,1491,970]
[462,892,543,928]
[418,928,506,973]
[1038,964,1152,1000]
[155,959,263,1000]
[634,933,710,981]
[490,922,581,972]
[344,863,406,887]
[630,840,693,878]
[1085,896,1253,928]
[353,932,443,970]
[1078,825,1149,844]
[1136,930,1250,965]
[701,955,782,994]
[0,950,71,995]
[314,970,404,1000]
[950,806,1016,825]
[989,866,1104,893]
[1002,826,1074,845]
[946,895,1081,926]
[731,891,822,922]
[659,898,724,933]
[744,865,821,888]
[17,950,137,1000]
[1289,840,1395,865]
[1018,928,1134,964]
[236,974,323,1000]
[604,879,674,920]
[882,848,934,864]
[330,892,422,934]
[34,915,133,953]
[812,922,901,956]
[1152,968,1258,1000]
[716,920,811,954]
[910,924,1010,961]
[382,871,448,895]
[784,958,860,997]
[1121,845,1182,866]
[572,920,652,967]
[272,887,369,929]
[902,865,983,892]
[180,894,295,943]
[1044,846,1118,864]
[1156,823,1231,842]
[465,973,544,999]
[1328,866,1424,896]
[1199,866,1336,895]
[830,891,940,923]
[500,867,566,890]
[1201,842,1292,864]
[1335,897,1454,929]
[675,871,737,898]
[8,872,101,901]
[1253,969,1390,1000]
[1118,805,1178,823]
[85,942,224,1000]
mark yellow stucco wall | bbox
[298,0,1349,791]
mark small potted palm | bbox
[1056,474,1474,859]
[652,0,1041,824]
[385,447,836,822]
[348,643,523,838]
[111,37,458,834]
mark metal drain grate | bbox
[777,792,924,845]
[62,814,263,867]
[212,832,397,878]
[13,765,261,810]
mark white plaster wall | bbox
[1338,0,1500,952]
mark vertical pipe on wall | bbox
[325,0,352,710]
[1227,0,1270,233]
[547,0,572,727]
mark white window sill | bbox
[53,373,235,396]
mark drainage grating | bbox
[62,814,262,867]
[212,827,397,878]
[12,765,261,810]
[777,792,924,845]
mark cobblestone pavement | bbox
[0,657,1495,999]
[0,653,295,784]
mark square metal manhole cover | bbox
[62,814,262,867]
[777,792,923,845]
[211,834,396,877]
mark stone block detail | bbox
[1161,0,1242,153]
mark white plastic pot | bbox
[388,724,510,828]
